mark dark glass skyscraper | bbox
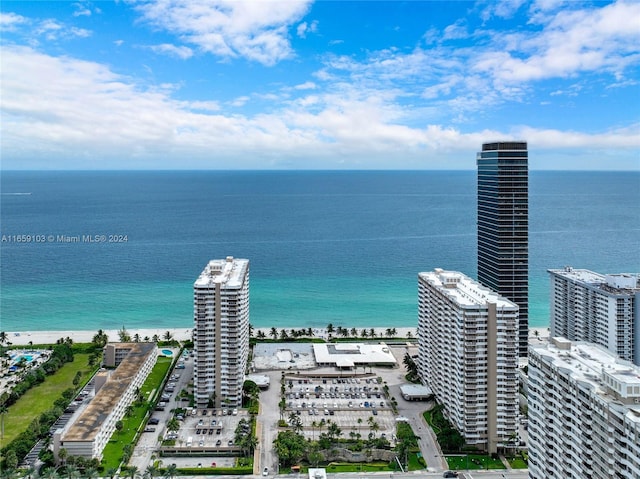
[477,142,529,357]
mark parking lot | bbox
[169,407,249,450]
[283,374,396,442]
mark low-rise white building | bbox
[312,343,396,368]
[55,342,156,459]
[528,338,640,479]
[417,269,519,453]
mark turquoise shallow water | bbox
[1,170,638,332]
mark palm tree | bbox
[242,434,258,457]
[0,331,7,345]
[249,323,254,338]
[326,323,334,336]
[361,329,368,338]
[164,464,177,479]
[163,331,173,341]
[126,466,139,479]
[152,334,159,343]
[144,464,158,479]
[369,328,376,338]
[257,330,266,339]
[105,468,118,479]
[58,447,68,466]
[279,329,289,340]
[64,465,80,479]
[167,418,180,433]
[270,327,278,340]
[133,333,140,342]
[350,328,357,338]
[307,327,313,337]
[40,468,60,479]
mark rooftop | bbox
[419,269,518,309]
[194,256,249,289]
[531,338,640,420]
[312,343,396,367]
[549,266,639,294]
[61,342,156,442]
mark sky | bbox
[1,0,639,170]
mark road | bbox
[256,370,282,474]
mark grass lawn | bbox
[140,357,172,399]
[2,353,93,445]
[326,462,390,473]
[508,457,528,469]
[446,454,506,471]
[407,451,426,470]
[100,357,172,471]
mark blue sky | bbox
[1,0,639,170]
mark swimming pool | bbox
[162,349,173,356]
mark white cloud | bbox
[2,45,638,170]
[480,0,527,21]
[72,3,92,17]
[442,20,468,40]
[149,43,194,59]
[294,81,316,90]
[297,19,318,38]
[132,0,313,66]
[231,96,250,107]
[474,0,640,84]
[0,12,28,31]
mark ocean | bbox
[1,170,639,333]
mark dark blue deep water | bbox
[1,170,639,332]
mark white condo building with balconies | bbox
[417,269,519,453]
[549,267,639,365]
[193,257,250,409]
[528,337,640,479]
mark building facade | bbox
[549,267,639,365]
[55,342,156,459]
[193,257,250,409]
[417,269,519,453]
[477,141,529,357]
[528,338,640,479]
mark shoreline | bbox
[4,326,550,347]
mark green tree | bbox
[144,464,158,479]
[118,326,131,342]
[125,466,139,479]
[58,447,68,466]
[4,450,18,470]
[115,420,124,436]
[273,430,306,467]
[164,463,177,479]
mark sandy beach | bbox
[4,326,549,347]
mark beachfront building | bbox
[477,141,529,357]
[54,342,156,459]
[528,337,640,479]
[193,257,250,409]
[549,267,640,365]
[417,269,519,453]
